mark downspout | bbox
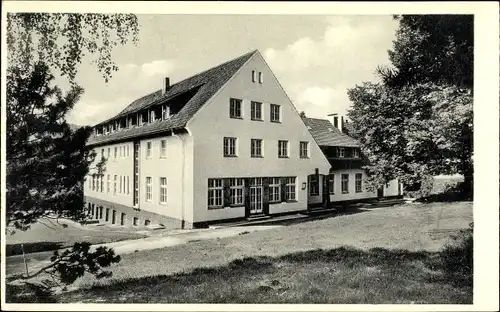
[172,129,185,229]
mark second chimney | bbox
[162,77,170,95]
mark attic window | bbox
[252,70,256,82]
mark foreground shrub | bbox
[439,222,473,285]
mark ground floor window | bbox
[112,210,116,224]
[285,177,296,201]
[355,173,363,193]
[341,174,349,194]
[99,206,103,219]
[309,175,319,196]
[229,178,244,206]
[145,219,151,226]
[159,177,167,205]
[105,208,110,222]
[269,177,281,202]
[121,213,126,226]
[329,174,335,194]
[208,178,223,208]
[133,217,138,226]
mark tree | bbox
[5,13,139,299]
[347,15,473,197]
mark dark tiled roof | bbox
[302,117,360,148]
[87,50,257,146]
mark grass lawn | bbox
[58,246,471,304]
[49,201,472,304]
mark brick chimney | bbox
[162,77,170,95]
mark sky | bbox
[66,15,399,126]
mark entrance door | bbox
[377,187,384,198]
[249,178,263,215]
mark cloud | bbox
[264,16,398,120]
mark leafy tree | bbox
[347,15,473,197]
[5,13,138,298]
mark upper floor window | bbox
[114,147,118,159]
[353,148,359,158]
[146,177,152,202]
[270,104,281,123]
[300,141,309,158]
[258,72,263,84]
[160,140,167,158]
[229,98,242,119]
[223,137,237,157]
[338,147,345,158]
[251,101,262,121]
[101,149,105,160]
[251,139,263,157]
[146,141,152,158]
[278,140,289,158]
[252,70,256,82]
[107,148,111,159]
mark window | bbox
[300,141,309,158]
[270,104,281,122]
[119,175,122,194]
[208,179,223,208]
[92,175,96,191]
[229,98,242,118]
[252,70,256,82]
[119,146,122,158]
[251,101,262,120]
[96,175,100,192]
[269,177,281,203]
[112,210,116,224]
[251,139,263,157]
[285,177,296,201]
[105,208,110,222]
[159,177,167,205]
[120,213,126,226]
[107,175,110,193]
[100,175,104,193]
[353,148,359,158]
[160,140,167,158]
[144,219,151,226]
[223,137,237,157]
[107,148,110,159]
[258,72,263,84]
[229,178,244,206]
[101,149,105,160]
[99,206,103,219]
[278,140,289,158]
[126,145,130,157]
[146,177,152,202]
[113,175,117,195]
[355,173,363,193]
[146,141,152,158]
[329,174,335,194]
[338,147,345,158]
[162,105,170,120]
[341,174,349,194]
[133,217,138,226]
[127,176,130,195]
[114,147,117,159]
[309,175,319,196]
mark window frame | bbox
[258,71,263,84]
[229,178,245,206]
[252,70,256,82]
[251,101,263,121]
[329,174,335,194]
[251,139,263,158]
[229,98,243,119]
[269,177,281,203]
[355,173,363,193]
[299,141,309,158]
[223,137,237,157]
[270,104,281,123]
[146,141,152,158]
[208,178,224,209]
[113,175,117,195]
[309,175,319,196]
[159,177,167,205]
[341,174,349,194]
[338,147,345,158]
[146,176,152,202]
[278,140,289,158]
[285,177,296,201]
[160,140,167,158]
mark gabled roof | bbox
[87,50,257,146]
[302,117,360,148]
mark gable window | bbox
[328,174,335,194]
[285,177,296,201]
[251,139,263,157]
[146,141,152,158]
[309,175,319,196]
[208,178,223,208]
[252,70,256,82]
[229,98,242,119]
[278,140,289,158]
[258,72,263,84]
[159,177,167,205]
[146,177,152,202]
[229,178,244,206]
[251,101,262,121]
[355,173,363,193]
[160,140,167,158]
[269,177,281,203]
[300,141,309,158]
[270,104,281,122]
[338,147,345,158]
[341,174,349,194]
[223,137,237,157]
[353,148,359,158]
